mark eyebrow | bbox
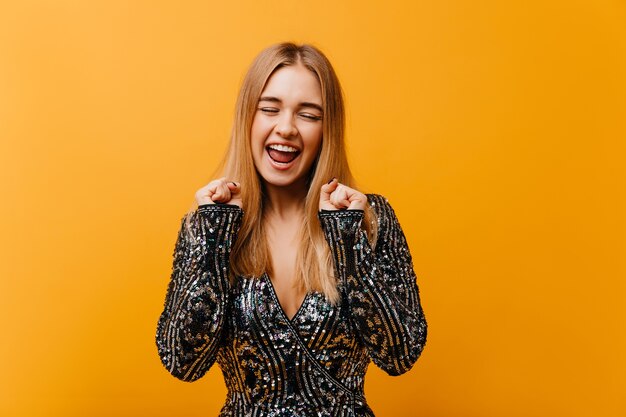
[258,96,323,113]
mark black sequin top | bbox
[155,193,427,417]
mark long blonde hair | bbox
[186,42,378,304]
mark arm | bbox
[155,203,243,382]
[317,194,427,376]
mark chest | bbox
[267,235,298,276]
[266,224,306,321]
[218,276,368,411]
[229,274,356,345]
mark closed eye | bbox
[259,107,279,114]
[301,113,322,121]
[259,107,322,121]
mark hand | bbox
[319,178,367,211]
[195,177,243,208]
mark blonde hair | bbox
[186,42,378,304]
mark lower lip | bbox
[266,148,300,171]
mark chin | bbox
[260,172,305,189]
[265,177,297,188]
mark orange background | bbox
[1,1,624,416]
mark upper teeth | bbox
[268,144,298,153]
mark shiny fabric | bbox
[155,193,427,416]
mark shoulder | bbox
[364,194,411,253]
[365,193,390,209]
[364,193,400,228]
[365,193,395,216]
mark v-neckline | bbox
[263,272,310,323]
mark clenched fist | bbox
[195,177,243,208]
[319,178,367,211]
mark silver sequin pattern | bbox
[155,194,427,417]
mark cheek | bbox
[250,119,262,142]
[303,127,323,153]
[250,120,269,152]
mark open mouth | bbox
[266,144,301,165]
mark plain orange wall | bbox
[0,1,624,416]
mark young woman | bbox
[155,42,427,417]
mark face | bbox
[250,63,324,192]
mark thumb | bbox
[320,178,338,200]
[227,181,241,196]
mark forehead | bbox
[261,64,322,103]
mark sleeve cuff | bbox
[317,209,365,240]
[198,203,243,212]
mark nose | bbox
[275,112,298,138]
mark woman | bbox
[155,42,427,417]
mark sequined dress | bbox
[155,193,427,417]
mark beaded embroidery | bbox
[156,194,427,416]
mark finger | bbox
[210,177,227,190]
[348,200,364,210]
[220,182,233,202]
[227,181,241,200]
[197,180,216,197]
[337,197,351,208]
[350,192,368,210]
[320,178,339,200]
[211,181,229,203]
[330,184,351,208]
[227,181,240,191]
[196,177,229,204]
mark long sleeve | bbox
[155,203,243,382]
[317,194,427,376]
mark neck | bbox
[263,177,309,221]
